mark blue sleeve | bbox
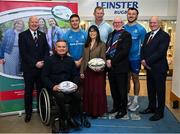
[62,31,68,41]
[0,30,9,59]
[84,31,88,41]
[0,42,4,59]
[140,27,147,44]
[57,28,64,40]
[109,26,113,33]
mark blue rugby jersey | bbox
[124,23,146,60]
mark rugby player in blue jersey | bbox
[63,14,87,69]
[124,8,147,111]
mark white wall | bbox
[172,0,180,97]
[167,0,179,17]
[78,0,178,20]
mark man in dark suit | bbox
[19,16,49,122]
[140,16,170,121]
[106,17,132,119]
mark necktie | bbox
[147,32,154,44]
[34,32,38,44]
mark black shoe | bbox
[91,115,98,119]
[139,108,155,114]
[69,118,80,129]
[115,111,127,119]
[108,109,118,114]
[37,106,39,113]
[149,114,163,121]
[60,120,69,133]
[24,114,31,123]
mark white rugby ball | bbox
[51,6,73,20]
[88,58,105,71]
[58,81,77,94]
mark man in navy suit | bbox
[140,16,170,121]
[106,17,132,118]
[19,16,49,122]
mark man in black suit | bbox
[106,17,132,119]
[140,16,170,121]
[19,16,49,122]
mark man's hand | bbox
[75,58,82,68]
[80,73,85,79]
[141,59,151,70]
[141,59,146,66]
[0,59,5,64]
[53,85,60,92]
[106,60,112,68]
[35,61,44,68]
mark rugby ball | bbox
[88,58,105,71]
[51,6,73,21]
[58,81,77,94]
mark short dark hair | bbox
[128,8,139,15]
[56,39,67,45]
[69,14,80,22]
[94,6,104,13]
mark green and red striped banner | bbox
[0,73,37,114]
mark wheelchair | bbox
[39,88,91,133]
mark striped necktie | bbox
[34,32,38,43]
[147,32,154,44]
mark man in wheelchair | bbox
[41,40,82,132]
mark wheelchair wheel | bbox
[83,119,91,128]
[39,88,51,125]
[81,113,91,128]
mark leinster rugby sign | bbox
[96,1,138,14]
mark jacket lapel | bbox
[152,29,161,40]
[27,30,35,44]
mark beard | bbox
[72,25,79,30]
[128,17,137,23]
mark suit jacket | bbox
[19,29,49,72]
[141,29,170,73]
[106,30,132,73]
[80,41,106,74]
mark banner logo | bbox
[97,1,138,14]
[51,6,73,20]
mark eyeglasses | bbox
[113,22,123,24]
[89,30,97,33]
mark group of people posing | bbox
[4,6,170,131]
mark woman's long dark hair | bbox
[85,25,102,48]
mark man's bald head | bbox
[28,16,39,31]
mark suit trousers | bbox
[108,71,128,112]
[23,69,42,114]
[53,91,82,120]
[146,70,167,116]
